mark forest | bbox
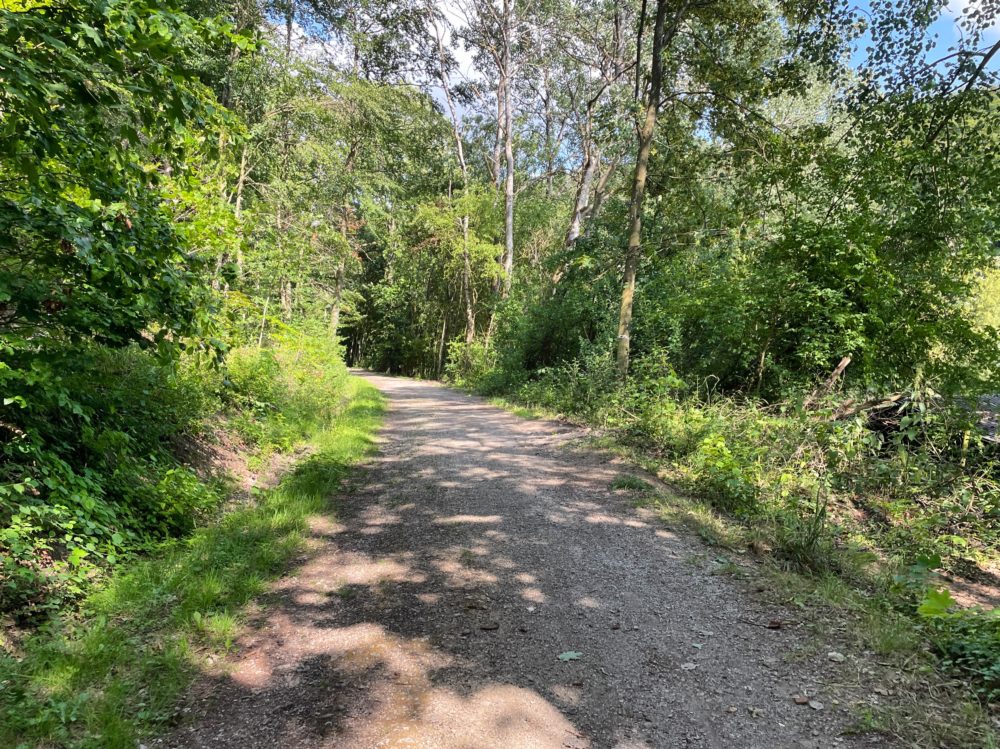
[2,0,1000,745]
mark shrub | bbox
[223,348,286,414]
[222,335,348,453]
[1,331,352,621]
[917,586,1000,702]
[475,346,1000,586]
[444,339,498,389]
[0,345,227,620]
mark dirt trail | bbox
[162,373,875,749]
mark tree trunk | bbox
[543,71,554,197]
[436,316,448,377]
[330,259,345,341]
[501,0,516,298]
[492,81,504,188]
[565,119,598,249]
[615,0,678,376]
[431,15,477,344]
[234,144,249,279]
[280,278,293,320]
[551,123,599,292]
[461,216,476,343]
[257,297,269,349]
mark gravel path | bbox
[163,373,875,749]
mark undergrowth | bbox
[1,327,349,621]
[0,377,384,749]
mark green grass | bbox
[0,377,385,749]
[487,396,550,421]
[610,475,655,494]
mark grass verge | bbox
[0,376,384,749]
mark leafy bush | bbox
[224,348,286,414]
[444,339,499,389]
[917,586,1000,702]
[1,346,225,620]
[470,347,1000,579]
[223,334,349,453]
[0,378,384,749]
[689,433,760,514]
[931,613,1000,703]
[0,329,350,621]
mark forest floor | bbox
[158,373,898,749]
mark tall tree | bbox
[616,0,685,375]
[430,10,477,342]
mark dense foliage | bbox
[0,0,409,619]
[0,376,382,749]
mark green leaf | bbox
[67,547,89,568]
[917,588,957,618]
[78,23,103,46]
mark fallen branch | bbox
[830,392,906,421]
[804,355,851,409]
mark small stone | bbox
[793,695,809,705]
[767,619,783,629]
[808,700,824,711]
[827,652,846,663]
[480,622,499,631]
[680,662,697,671]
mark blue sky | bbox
[937,0,1000,41]
[430,0,1000,88]
[851,0,999,70]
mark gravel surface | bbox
[161,372,879,749]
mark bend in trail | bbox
[163,372,871,749]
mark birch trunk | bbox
[431,15,477,343]
[500,0,516,298]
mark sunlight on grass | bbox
[0,377,385,749]
[610,475,654,494]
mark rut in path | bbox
[162,373,872,749]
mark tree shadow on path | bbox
[160,375,863,749]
